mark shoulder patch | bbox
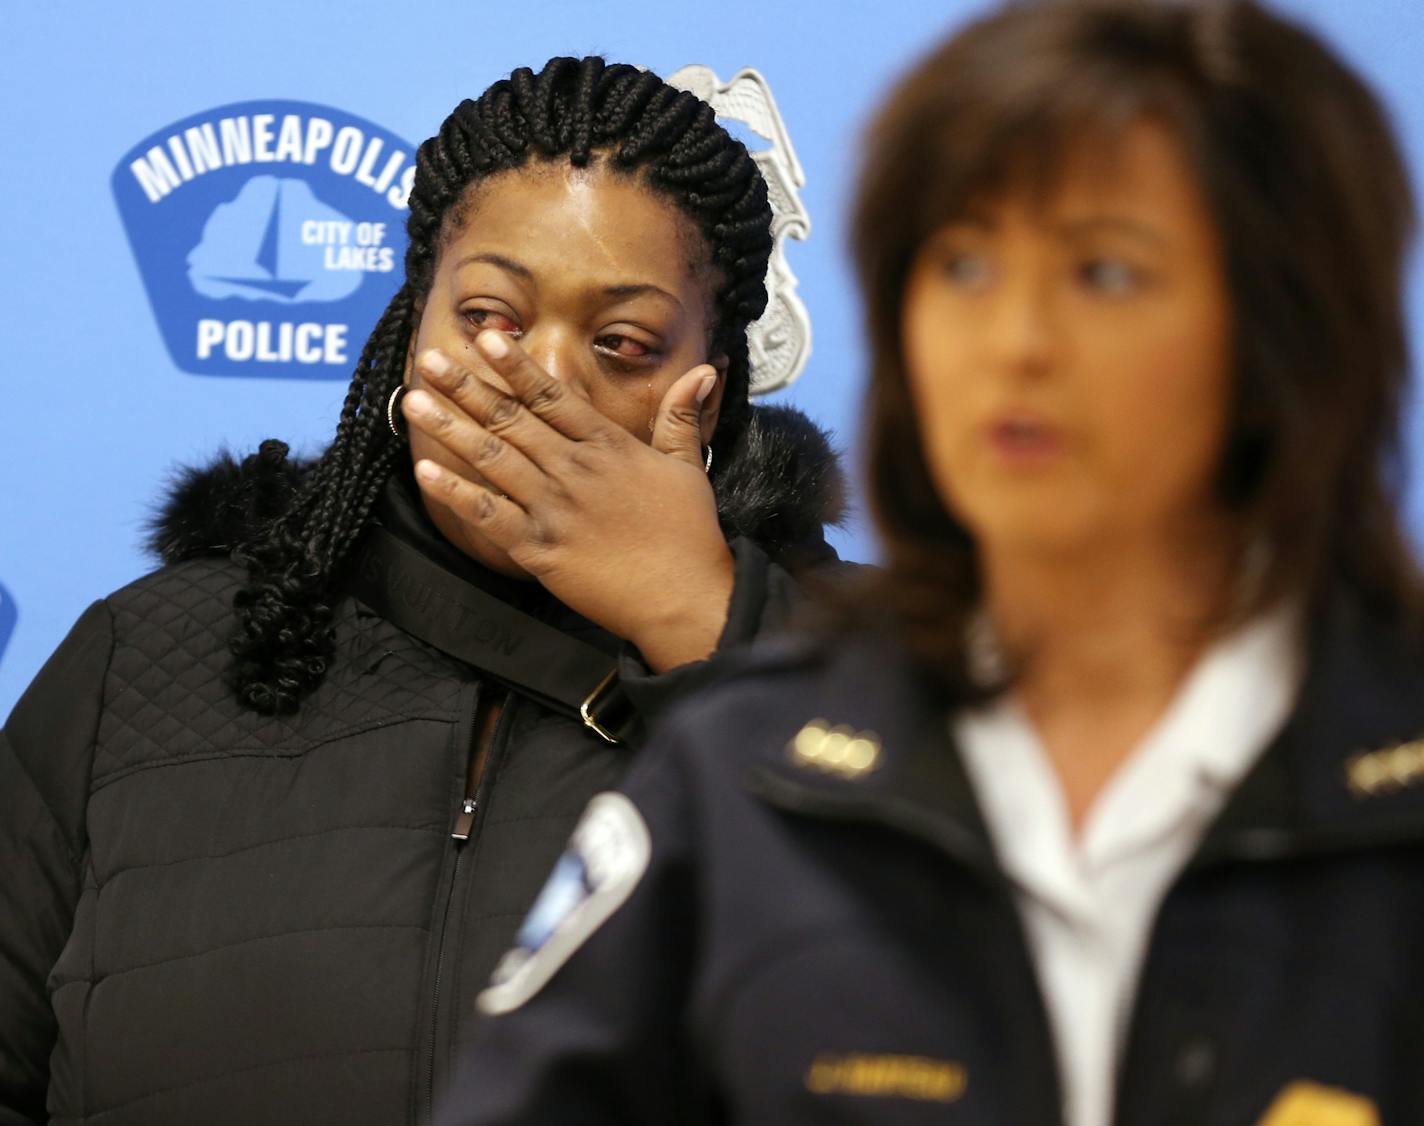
[477,791,651,1016]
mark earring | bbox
[703,445,714,475]
[387,385,408,438]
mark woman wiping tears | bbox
[0,56,844,1126]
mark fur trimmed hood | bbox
[148,403,846,567]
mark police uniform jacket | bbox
[0,405,845,1126]
[448,596,1424,1126]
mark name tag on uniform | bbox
[804,1053,967,1103]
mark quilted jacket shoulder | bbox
[91,556,465,787]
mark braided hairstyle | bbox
[228,56,774,714]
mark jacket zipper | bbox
[451,797,477,841]
[420,685,514,1124]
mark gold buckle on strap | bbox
[580,669,621,744]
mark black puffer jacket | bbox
[0,406,844,1126]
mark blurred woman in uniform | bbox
[446,3,1424,1125]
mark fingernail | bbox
[477,330,509,360]
[695,373,716,406]
[420,349,451,376]
[404,389,433,416]
[415,459,442,483]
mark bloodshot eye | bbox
[595,334,653,359]
[463,308,521,334]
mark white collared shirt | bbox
[954,610,1302,1126]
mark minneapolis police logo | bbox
[478,792,651,1016]
[113,101,416,379]
[0,583,15,668]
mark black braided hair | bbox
[229,56,775,714]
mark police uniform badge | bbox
[478,792,651,1016]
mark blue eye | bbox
[944,251,993,290]
[1079,258,1142,295]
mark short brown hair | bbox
[851,0,1421,691]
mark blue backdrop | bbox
[2,0,1421,717]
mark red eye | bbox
[596,334,652,359]
[464,308,520,334]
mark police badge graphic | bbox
[113,101,415,379]
[478,792,652,1016]
[667,64,811,396]
[0,583,15,669]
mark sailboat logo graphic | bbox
[113,99,413,378]
[188,175,362,305]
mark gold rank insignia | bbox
[1344,737,1424,798]
[1254,1080,1381,1126]
[789,719,881,779]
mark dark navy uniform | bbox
[441,598,1424,1126]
